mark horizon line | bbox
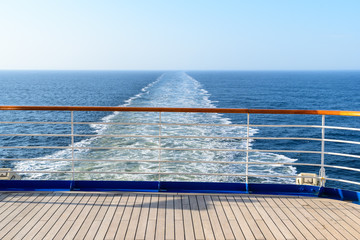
[1,69,360,72]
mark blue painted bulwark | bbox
[159,181,247,193]
[71,180,159,192]
[248,183,320,196]
[0,180,71,191]
[318,187,360,203]
[0,180,359,203]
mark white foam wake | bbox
[14,72,297,183]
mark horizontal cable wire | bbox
[2,133,360,146]
[325,178,360,186]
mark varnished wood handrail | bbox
[0,106,359,116]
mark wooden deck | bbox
[0,192,358,239]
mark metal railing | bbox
[0,106,359,190]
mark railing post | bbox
[71,111,75,182]
[158,112,162,182]
[246,113,250,190]
[319,115,326,187]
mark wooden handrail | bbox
[0,106,359,116]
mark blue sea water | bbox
[0,70,359,190]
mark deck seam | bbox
[0,193,47,238]
[327,200,360,232]
[103,194,127,240]
[234,195,265,239]
[44,193,85,239]
[309,198,359,239]
[197,195,216,240]
[272,197,318,239]
[0,192,358,240]
[279,197,326,240]
[92,194,115,239]
[256,196,295,240]
[294,197,345,239]
[5,193,58,239]
[264,197,306,240]
[226,195,255,239]
[53,193,92,239]
[35,193,79,239]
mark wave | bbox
[14,72,296,183]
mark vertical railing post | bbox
[71,111,75,182]
[158,112,162,182]
[319,115,326,187]
[246,113,250,191]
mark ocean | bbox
[0,70,359,191]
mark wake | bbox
[14,72,297,183]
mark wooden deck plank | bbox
[181,195,195,240]
[6,193,63,240]
[218,195,245,240]
[174,195,185,240]
[0,193,34,230]
[74,194,107,239]
[298,198,356,240]
[115,194,136,240]
[104,194,129,240]
[325,200,360,234]
[0,192,358,240]
[12,194,46,221]
[60,194,99,240]
[264,197,306,240]
[189,195,205,240]
[0,193,44,237]
[291,197,343,240]
[226,196,255,240]
[256,196,295,240]
[0,193,49,238]
[165,195,175,240]
[154,195,166,240]
[126,194,144,240]
[22,194,70,239]
[311,198,360,239]
[276,197,327,240]
[95,195,122,240]
[33,193,77,239]
[243,196,276,240]
[249,196,286,240]
[0,193,12,202]
[42,194,85,240]
[84,195,114,239]
[196,195,215,240]
[145,194,159,240]
[233,195,265,240]
[211,195,235,240]
[135,194,151,240]
[0,193,20,212]
[204,195,226,240]
[309,198,356,239]
[53,194,92,240]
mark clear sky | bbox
[0,0,359,70]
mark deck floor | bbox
[0,192,358,239]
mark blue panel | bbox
[71,180,159,192]
[0,180,359,204]
[0,180,71,191]
[248,183,320,196]
[159,181,247,193]
[318,187,360,204]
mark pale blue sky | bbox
[0,0,359,70]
